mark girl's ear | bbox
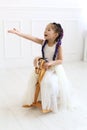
[55,33,59,39]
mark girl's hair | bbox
[52,22,63,41]
[42,22,63,60]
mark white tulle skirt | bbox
[22,64,76,112]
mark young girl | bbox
[8,22,72,113]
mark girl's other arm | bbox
[8,28,44,45]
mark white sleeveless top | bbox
[44,43,56,61]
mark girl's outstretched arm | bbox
[8,28,44,45]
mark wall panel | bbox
[0,7,83,68]
[4,21,21,58]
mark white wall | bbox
[0,0,79,8]
[0,2,84,68]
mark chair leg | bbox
[33,101,42,109]
[33,82,40,103]
[22,82,40,108]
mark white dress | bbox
[23,44,73,112]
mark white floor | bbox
[0,61,87,130]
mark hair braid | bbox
[42,40,47,59]
[52,23,63,60]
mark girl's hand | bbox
[8,28,20,34]
[44,61,53,69]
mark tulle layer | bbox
[22,65,77,112]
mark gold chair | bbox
[23,58,46,110]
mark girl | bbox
[8,22,72,113]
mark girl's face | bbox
[44,24,58,41]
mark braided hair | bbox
[42,22,63,60]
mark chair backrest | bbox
[35,58,45,74]
[35,58,46,82]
